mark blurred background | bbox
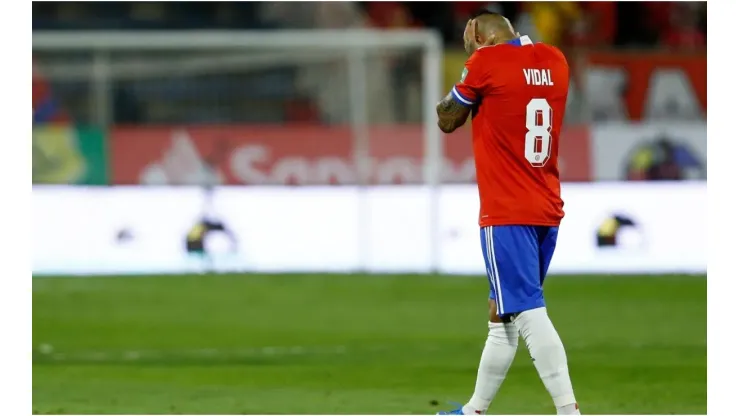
[32,2,707,414]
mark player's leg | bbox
[460,278,519,413]
[439,227,519,415]
[463,227,519,414]
[509,226,580,415]
[460,225,541,415]
[466,298,519,412]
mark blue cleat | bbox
[436,402,466,415]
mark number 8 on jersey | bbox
[525,98,553,168]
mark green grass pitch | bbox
[33,273,706,414]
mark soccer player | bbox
[435,11,580,416]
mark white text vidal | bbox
[523,69,554,86]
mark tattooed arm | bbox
[436,93,471,134]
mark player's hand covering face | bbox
[463,19,497,55]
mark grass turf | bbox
[32,273,706,414]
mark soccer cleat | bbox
[436,402,484,415]
[436,405,464,415]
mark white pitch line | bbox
[35,345,349,362]
[35,340,704,363]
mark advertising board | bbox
[32,126,108,185]
[584,51,706,121]
[33,183,706,276]
[590,122,706,181]
[109,125,592,185]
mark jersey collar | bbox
[506,35,533,46]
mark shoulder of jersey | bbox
[479,42,568,68]
[537,42,567,60]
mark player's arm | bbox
[436,52,489,134]
[436,94,470,134]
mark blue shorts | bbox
[480,225,559,318]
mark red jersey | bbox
[451,35,569,228]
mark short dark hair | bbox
[470,8,501,20]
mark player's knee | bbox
[514,308,565,351]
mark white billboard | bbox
[590,122,706,181]
[32,183,706,276]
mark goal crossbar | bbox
[32,29,442,51]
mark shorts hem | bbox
[488,298,547,317]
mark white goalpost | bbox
[33,29,446,273]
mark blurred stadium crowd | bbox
[33,1,707,50]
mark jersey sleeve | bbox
[451,52,490,108]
